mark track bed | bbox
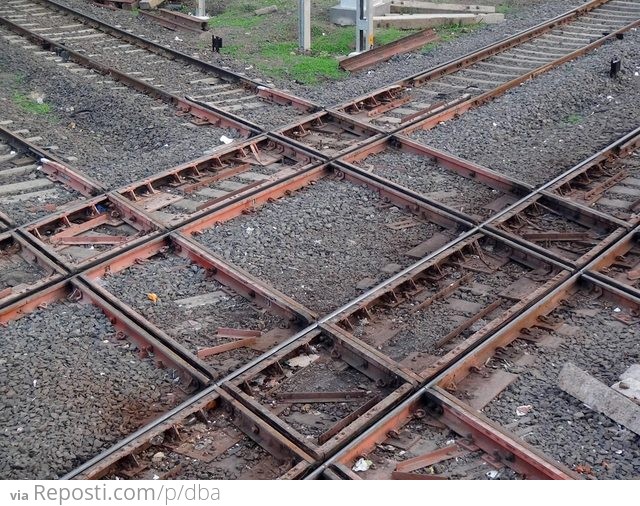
[0,299,186,479]
[441,280,640,479]
[191,177,463,314]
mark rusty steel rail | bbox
[434,272,637,390]
[177,163,469,239]
[73,387,313,479]
[399,14,640,134]
[223,327,416,460]
[0,125,105,195]
[0,231,67,309]
[334,0,639,129]
[324,232,571,382]
[0,15,260,137]
[321,386,575,480]
[272,111,387,161]
[116,135,323,229]
[339,28,439,73]
[58,127,611,478]
[486,193,629,269]
[546,127,640,225]
[20,194,165,271]
[585,225,640,298]
[81,231,316,330]
[1,0,639,481]
[0,276,210,388]
[337,134,533,225]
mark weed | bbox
[496,3,515,15]
[565,114,583,125]
[422,22,484,53]
[13,93,51,115]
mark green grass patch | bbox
[496,3,515,15]
[565,114,582,125]
[209,1,483,85]
[208,1,290,29]
[422,22,485,53]
[13,93,51,115]
[257,42,344,84]
[437,22,484,42]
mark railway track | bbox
[335,0,640,130]
[0,0,318,131]
[0,0,638,482]
[0,124,103,228]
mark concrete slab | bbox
[390,1,496,15]
[174,290,228,309]
[612,364,640,404]
[558,362,640,436]
[196,188,227,199]
[374,12,503,29]
[0,178,54,196]
[139,0,165,10]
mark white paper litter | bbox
[286,354,319,368]
[516,404,533,416]
[352,458,372,472]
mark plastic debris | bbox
[486,470,500,479]
[614,307,621,312]
[220,135,234,144]
[147,293,159,304]
[352,458,372,472]
[516,404,533,416]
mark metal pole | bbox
[196,0,206,18]
[298,0,311,52]
[356,0,374,52]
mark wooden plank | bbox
[395,443,469,472]
[196,337,257,359]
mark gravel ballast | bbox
[194,177,462,314]
[53,0,582,106]
[474,289,640,479]
[352,148,509,220]
[0,32,240,189]
[409,32,640,187]
[0,301,184,479]
[102,252,288,376]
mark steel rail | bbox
[0,16,262,136]
[52,122,640,479]
[332,0,639,131]
[399,15,640,134]
[0,0,637,479]
[30,0,318,112]
[336,0,607,113]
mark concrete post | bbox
[298,0,311,52]
[196,0,206,18]
[356,0,374,52]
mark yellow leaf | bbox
[147,293,159,304]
